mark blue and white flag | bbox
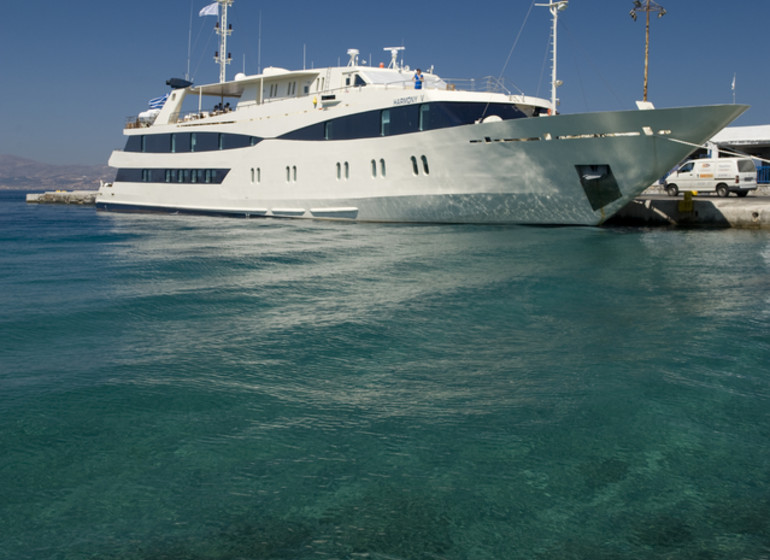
[199,2,218,16]
[148,93,169,110]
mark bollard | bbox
[678,191,694,213]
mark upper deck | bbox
[126,49,550,131]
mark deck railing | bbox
[123,75,530,129]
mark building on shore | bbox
[709,125,770,183]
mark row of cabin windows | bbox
[280,102,528,142]
[116,168,229,184]
[247,156,424,184]
[122,102,526,154]
[125,132,259,153]
[266,81,305,99]
[116,155,427,186]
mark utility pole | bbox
[630,0,666,102]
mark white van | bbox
[664,157,757,197]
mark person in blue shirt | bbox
[413,68,423,90]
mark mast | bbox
[535,1,568,114]
[214,0,234,83]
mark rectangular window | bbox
[194,133,219,151]
[419,104,430,131]
[190,133,197,152]
[176,133,191,152]
[381,110,391,136]
[124,136,142,152]
[145,134,171,153]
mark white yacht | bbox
[96,1,747,225]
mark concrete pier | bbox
[607,192,770,228]
[26,190,97,205]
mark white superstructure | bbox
[96,2,747,225]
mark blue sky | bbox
[1,0,767,165]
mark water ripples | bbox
[3,196,770,559]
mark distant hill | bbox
[0,154,114,191]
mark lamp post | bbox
[630,0,666,102]
[535,0,568,114]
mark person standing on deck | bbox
[413,68,423,90]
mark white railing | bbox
[124,75,529,128]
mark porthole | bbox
[411,156,419,176]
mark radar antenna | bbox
[383,46,405,70]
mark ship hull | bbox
[97,104,747,225]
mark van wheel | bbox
[736,190,749,198]
[716,184,729,198]
[665,184,679,197]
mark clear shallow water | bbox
[1,190,770,559]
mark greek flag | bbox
[199,2,218,16]
[148,93,169,110]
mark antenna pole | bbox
[535,1,568,114]
[186,0,193,80]
[215,0,234,83]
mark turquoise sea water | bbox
[2,190,770,559]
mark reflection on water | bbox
[2,198,770,559]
